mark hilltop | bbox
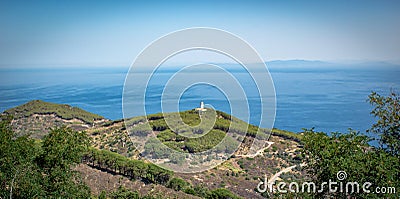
[2,100,305,198]
[2,100,107,138]
[4,100,104,123]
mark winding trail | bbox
[236,141,275,158]
[267,165,296,185]
[267,163,306,186]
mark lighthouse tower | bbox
[196,101,207,112]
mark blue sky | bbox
[1,0,400,67]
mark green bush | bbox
[206,188,241,199]
[167,177,190,191]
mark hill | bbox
[2,100,305,198]
[2,100,107,138]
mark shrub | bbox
[167,178,189,191]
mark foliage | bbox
[150,129,238,155]
[5,100,103,124]
[303,130,391,197]
[167,177,190,191]
[367,91,400,156]
[39,127,91,197]
[182,184,241,199]
[129,123,152,137]
[124,116,146,127]
[183,185,210,197]
[143,137,175,159]
[82,148,242,198]
[0,119,91,198]
[109,186,162,199]
[302,130,399,198]
[0,116,44,198]
[271,128,303,142]
[145,109,273,155]
[109,186,141,199]
[40,127,90,169]
[157,129,184,142]
[206,188,242,199]
[83,147,172,185]
[180,109,201,126]
[213,113,260,137]
[300,91,400,198]
[185,130,226,153]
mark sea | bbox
[1,64,399,135]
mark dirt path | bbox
[236,141,274,158]
[267,165,296,185]
[267,163,306,185]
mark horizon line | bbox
[0,59,399,70]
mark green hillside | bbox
[143,110,301,154]
[1,91,398,199]
[4,100,104,124]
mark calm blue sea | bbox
[1,65,399,134]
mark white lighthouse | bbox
[196,101,207,112]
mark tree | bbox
[40,127,90,169]
[167,177,189,191]
[206,188,242,199]
[0,120,91,198]
[302,129,400,198]
[301,91,400,198]
[39,127,91,198]
[0,117,44,198]
[368,90,400,156]
[109,186,140,199]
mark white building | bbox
[196,101,207,112]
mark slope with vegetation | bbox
[1,90,398,198]
[2,100,107,138]
[4,100,104,123]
